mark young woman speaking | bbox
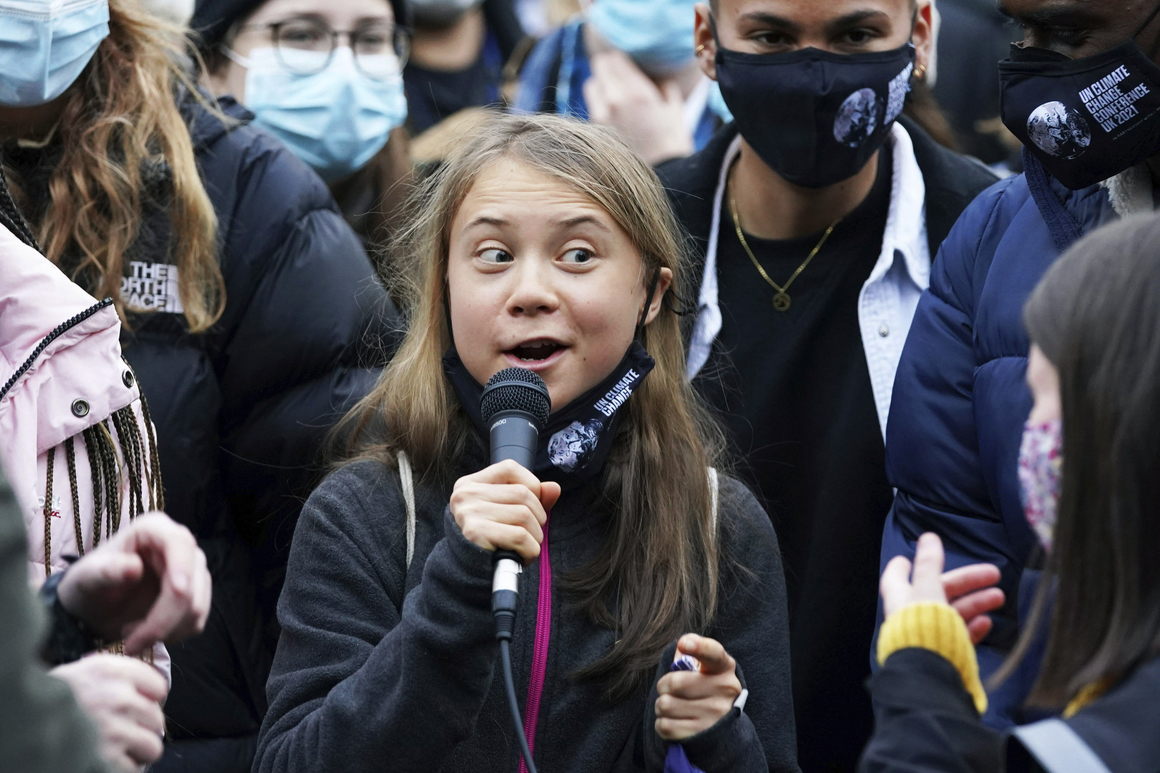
[255,114,799,773]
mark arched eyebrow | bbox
[553,215,612,233]
[826,9,893,32]
[461,216,512,233]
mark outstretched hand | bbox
[57,512,211,655]
[655,634,742,741]
[880,532,1005,644]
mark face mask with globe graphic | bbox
[999,8,1160,190]
[713,41,916,189]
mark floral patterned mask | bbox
[1017,418,1063,551]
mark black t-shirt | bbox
[695,147,896,773]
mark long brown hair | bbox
[6,0,223,333]
[1000,214,1160,707]
[343,113,727,697]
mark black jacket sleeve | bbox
[643,477,800,773]
[0,468,109,773]
[859,648,1005,773]
[253,464,501,773]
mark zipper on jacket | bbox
[518,510,552,773]
[0,298,115,402]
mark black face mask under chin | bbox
[442,342,656,491]
[713,39,916,188]
[999,4,1160,190]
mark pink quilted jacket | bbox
[0,222,170,682]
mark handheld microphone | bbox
[480,367,550,773]
[480,366,552,634]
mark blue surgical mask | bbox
[587,0,697,74]
[0,0,110,107]
[230,46,408,182]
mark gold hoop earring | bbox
[915,63,928,80]
[696,44,706,54]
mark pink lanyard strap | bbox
[518,510,551,773]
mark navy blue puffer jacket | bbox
[879,154,1119,725]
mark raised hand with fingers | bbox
[881,532,1005,645]
[654,634,744,741]
[56,512,211,656]
[450,460,562,564]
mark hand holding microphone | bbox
[449,461,560,563]
[449,365,559,564]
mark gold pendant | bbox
[773,292,791,312]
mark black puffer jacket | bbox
[4,94,401,772]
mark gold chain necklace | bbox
[730,194,843,312]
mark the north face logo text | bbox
[122,262,184,314]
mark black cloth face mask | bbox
[443,342,656,491]
[714,39,916,188]
[999,4,1160,190]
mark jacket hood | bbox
[0,223,139,452]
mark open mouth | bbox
[507,339,566,362]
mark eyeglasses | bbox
[239,17,411,80]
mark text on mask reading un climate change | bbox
[1080,65,1151,132]
[595,370,641,418]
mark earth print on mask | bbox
[1026,101,1093,160]
[834,88,881,147]
[713,41,915,187]
[443,341,656,490]
[548,419,604,473]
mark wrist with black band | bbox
[38,556,104,666]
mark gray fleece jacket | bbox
[0,467,109,773]
[254,442,799,773]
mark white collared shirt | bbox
[686,122,931,438]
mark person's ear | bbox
[642,267,674,326]
[694,3,717,81]
[912,1,935,81]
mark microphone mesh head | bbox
[481,368,551,429]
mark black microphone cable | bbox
[481,368,551,773]
[493,549,538,773]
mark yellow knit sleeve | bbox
[877,601,988,715]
